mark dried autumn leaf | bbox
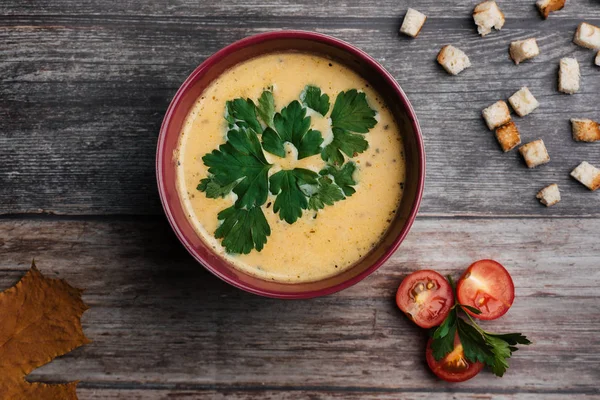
[0,262,91,400]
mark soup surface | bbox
[177,52,405,283]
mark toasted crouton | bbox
[437,45,471,75]
[596,51,600,66]
[508,87,539,117]
[495,122,521,152]
[573,22,600,50]
[571,119,600,142]
[559,57,580,94]
[519,139,550,168]
[536,184,561,206]
[571,161,600,191]
[536,0,566,19]
[473,1,505,36]
[482,101,511,130]
[509,38,540,64]
[400,8,427,38]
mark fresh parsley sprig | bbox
[431,276,531,377]
[197,86,377,254]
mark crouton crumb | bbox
[509,38,540,65]
[573,22,600,50]
[508,87,539,117]
[559,57,580,94]
[437,45,471,75]
[571,118,600,142]
[495,122,521,152]
[571,161,600,191]
[400,8,427,38]
[536,184,561,207]
[473,1,505,36]
[536,0,566,19]
[519,139,550,168]
[482,101,511,131]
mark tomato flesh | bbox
[456,259,515,320]
[396,270,454,329]
[426,334,484,382]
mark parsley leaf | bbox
[264,100,324,160]
[197,176,238,199]
[300,85,330,116]
[261,127,285,158]
[269,168,319,224]
[330,89,377,133]
[430,292,531,377]
[320,162,357,196]
[483,332,531,377]
[257,90,275,129]
[431,308,457,361]
[460,304,483,315]
[215,206,270,254]
[225,98,262,134]
[456,318,495,366]
[308,176,346,211]
[201,127,271,209]
[321,127,369,165]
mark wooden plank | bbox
[1,3,600,216]
[1,0,600,19]
[0,218,598,394]
[75,388,600,399]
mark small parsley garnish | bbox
[197,177,238,199]
[320,89,376,165]
[269,168,318,224]
[215,206,270,254]
[330,89,377,133]
[321,128,369,166]
[300,85,330,116]
[225,98,262,134]
[198,86,378,254]
[431,277,531,377]
[308,176,345,211]
[202,128,272,209]
[257,90,275,129]
[320,162,358,197]
[266,100,324,160]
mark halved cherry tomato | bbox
[456,259,515,320]
[426,334,484,382]
[396,270,454,329]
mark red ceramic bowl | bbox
[157,31,425,299]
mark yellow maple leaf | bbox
[0,262,91,400]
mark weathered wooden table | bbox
[1,0,599,398]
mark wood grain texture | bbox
[1,1,599,216]
[74,389,600,400]
[0,218,598,395]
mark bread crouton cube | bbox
[473,1,505,36]
[536,0,566,19]
[571,118,600,142]
[571,161,600,191]
[508,87,539,117]
[437,45,471,75]
[519,139,550,168]
[559,57,580,94]
[536,184,561,207]
[595,51,600,66]
[482,101,511,130]
[400,8,427,38]
[495,122,521,152]
[574,22,600,50]
[509,38,540,64]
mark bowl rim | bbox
[157,30,425,299]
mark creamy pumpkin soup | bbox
[176,52,405,283]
